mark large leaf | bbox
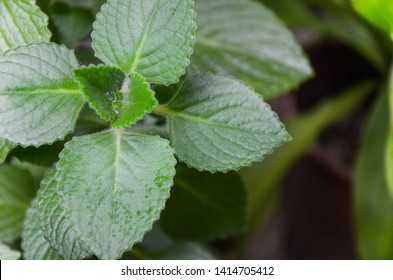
[192,0,312,99]
[56,130,176,259]
[92,0,196,85]
[37,168,90,260]
[355,94,393,259]
[0,165,35,243]
[161,165,247,240]
[74,65,157,128]
[0,243,20,260]
[155,74,290,172]
[21,199,62,260]
[0,140,15,164]
[0,0,51,54]
[0,43,84,147]
[352,0,393,38]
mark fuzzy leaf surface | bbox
[0,43,84,147]
[192,0,312,99]
[56,131,176,259]
[158,74,290,172]
[37,168,90,260]
[0,166,35,243]
[0,0,51,54]
[21,199,61,260]
[74,66,157,128]
[0,243,20,260]
[92,0,196,85]
[161,165,247,240]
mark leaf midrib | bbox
[0,88,82,96]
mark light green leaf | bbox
[0,43,84,147]
[21,199,62,260]
[51,2,94,47]
[37,168,90,260]
[92,0,196,85]
[0,243,20,260]
[355,94,393,259]
[0,0,51,54]
[192,0,312,99]
[56,130,176,259]
[352,0,393,38]
[0,165,35,243]
[155,74,290,172]
[74,65,157,128]
[0,139,15,164]
[161,164,247,240]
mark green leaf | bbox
[155,74,290,172]
[10,142,64,167]
[51,2,94,47]
[56,130,176,259]
[91,0,196,85]
[386,66,393,199]
[353,0,393,38]
[0,0,51,54]
[134,226,215,260]
[37,168,90,260]
[21,199,62,260]
[0,165,35,243]
[191,0,312,99]
[0,140,15,164]
[161,164,247,240]
[0,243,20,260]
[74,65,157,128]
[0,43,84,147]
[355,93,393,259]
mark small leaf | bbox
[0,0,51,54]
[0,43,84,147]
[156,74,290,172]
[191,0,312,99]
[0,243,20,260]
[51,2,94,47]
[56,130,176,259]
[0,140,15,164]
[161,164,247,240]
[0,165,35,243]
[353,0,393,38]
[355,94,393,259]
[74,65,157,128]
[21,199,62,260]
[37,168,90,259]
[92,0,196,85]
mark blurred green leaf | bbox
[0,140,15,164]
[0,243,20,260]
[192,0,313,99]
[0,165,36,243]
[241,81,375,234]
[355,93,393,259]
[51,2,94,47]
[161,164,247,241]
[352,0,393,38]
[263,0,389,71]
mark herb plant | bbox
[0,0,312,260]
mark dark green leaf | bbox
[161,165,247,240]
[74,65,157,128]
[0,165,35,243]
